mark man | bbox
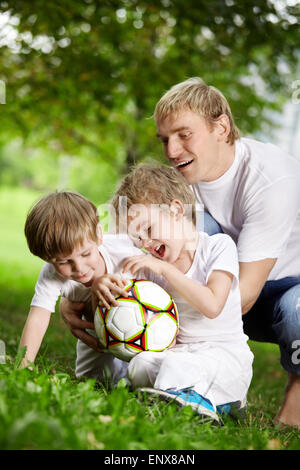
[61,77,300,428]
[153,77,300,428]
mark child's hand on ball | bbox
[92,274,128,310]
[123,255,166,276]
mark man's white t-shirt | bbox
[30,234,145,313]
[192,138,300,281]
[160,232,249,347]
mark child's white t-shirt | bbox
[192,138,300,281]
[31,230,247,347]
[30,234,145,313]
[160,232,249,346]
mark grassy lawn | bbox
[0,187,299,450]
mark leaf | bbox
[14,346,27,370]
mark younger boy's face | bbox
[51,239,103,286]
[128,202,187,264]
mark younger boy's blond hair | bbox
[25,191,99,261]
[112,162,196,226]
[154,77,240,145]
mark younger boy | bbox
[110,163,254,424]
[19,190,142,383]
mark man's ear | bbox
[213,114,231,142]
[170,199,185,219]
[96,223,103,245]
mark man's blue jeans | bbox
[202,211,300,376]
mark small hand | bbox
[92,274,129,310]
[123,254,166,276]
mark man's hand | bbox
[59,297,103,353]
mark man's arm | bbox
[239,258,277,315]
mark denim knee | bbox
[196,211,223,235]
[273,284,300,375]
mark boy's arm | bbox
[19,306,51,368]
[169,267,233,318]
[156,264,233,319]
[123,255,233,319]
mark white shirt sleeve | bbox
[205,234,239,283]
[237,176,300,262]
[30,263,63,313]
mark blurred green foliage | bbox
[0,0,299,198]
[0,138,121,203]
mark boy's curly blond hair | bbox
[111,162,196,227]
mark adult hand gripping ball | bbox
[94,279,179,362]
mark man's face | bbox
[156,109,221,184]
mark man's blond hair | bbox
[112,162,196,226]
[154,77,240,145]
[25,191,99,261]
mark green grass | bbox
[0,187,299,450]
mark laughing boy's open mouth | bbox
[155,244,166,258]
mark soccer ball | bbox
[94,279,179,362]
